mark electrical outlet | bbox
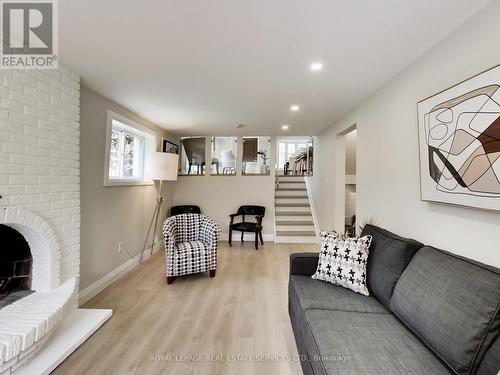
[118,241,124,253]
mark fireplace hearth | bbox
[0,224,33,308]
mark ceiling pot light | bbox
[310,62,323,71]
[290,105,300,111]
[281,125,289,130]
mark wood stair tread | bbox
[275,212,312,216]
[276,231,316,236]
[276,221,314,225]
[277,181,305,184]
[275,195,308,198]
[275,188,307,191]
[275,203,310,207]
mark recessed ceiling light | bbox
[281,125,289,130]
[290,105,300,111]
[235,123,246,128]
[310,62,323,71]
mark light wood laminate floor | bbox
[53,241,317,375]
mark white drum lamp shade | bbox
[147,152,178,181]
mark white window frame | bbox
[104,111,156,186]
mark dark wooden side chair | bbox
[170,205,201,216]
[228,205,265,250]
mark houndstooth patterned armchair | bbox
[162,213,221,284]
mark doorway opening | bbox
[344,129,357,236]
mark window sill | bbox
[104,179,155,187]
[241,173,271,176]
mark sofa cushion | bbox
[290,275,388,314]
[390,246,500,375]
[477,333,500,375]
[303,309,451,375]
[312,231,372,295]
[360,224,423,309]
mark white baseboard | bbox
[219,233,274,242]
[78,242,162,306]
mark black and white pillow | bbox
[312,230,372,296]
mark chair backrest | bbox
[170,205,201,216]
[163,213,202,243]
[236,205,266,219]
[163,213,221,245]
[182,138,205,165]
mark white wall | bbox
[309,0,500,268]
[345,130,357,175]
[80,87,176,291]
[172,175,275,240]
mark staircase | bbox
[274,176,317,243]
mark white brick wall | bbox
[0,67,80,373]
[0,67,80,288]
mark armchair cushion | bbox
[173,241,211,276]
[175,240,206,253]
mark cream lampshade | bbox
[147,152,178,181]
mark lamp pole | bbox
[140,180,163,263]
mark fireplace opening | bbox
[0,224,33,308]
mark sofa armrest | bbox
[290,253,319,276]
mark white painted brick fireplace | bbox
[0,67,81,374]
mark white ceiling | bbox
[60,0,490,136]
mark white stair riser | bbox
[276,177,304,182]
[276,225,315,231]
[274,214,312,221]
[275,197,309,204]
[276,182,306,189]
[275,206,311,212]
[275,236,318,244]
[275,190,307,196]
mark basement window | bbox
[104,111,156,186]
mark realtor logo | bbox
[0,0,58,69]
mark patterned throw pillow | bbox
[312,230,372,296]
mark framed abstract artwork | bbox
[417,65,500,211]
[162,139,179,154]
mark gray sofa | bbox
[289,225,500,375]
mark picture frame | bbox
[162,139,179,154]
[417,64,500,211]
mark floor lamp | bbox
[140,152,178,262]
